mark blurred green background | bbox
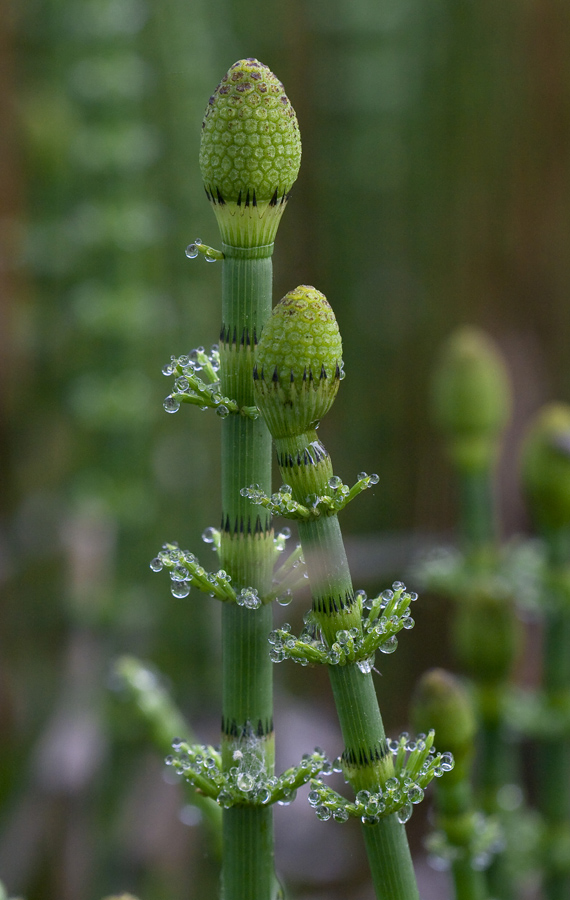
[1,0,569,897]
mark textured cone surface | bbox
[254,286,343,437]
[200,58,301,205]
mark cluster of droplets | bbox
[149,542,236,602]
[265,535,308,606]
[161,345,258,419]
[236,587,261,610]
[416,538,546,614]
[307,730,453,827]
[241,472,380,523]
[185,238,224,263]
[425,811,504,873]
[151,527,303,609]
[166,736,329,808]
[268,582,417,668]
[240,482,311,520]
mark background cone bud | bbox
[254,285,343,439]
[452,588,521,684]
[411,668,476,780]
[431,326,511,472]
[520,403,570,533]
[200,58,301,247]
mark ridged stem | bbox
[218,244,277,900]
[539,527,570,900]
[278,430,419,900]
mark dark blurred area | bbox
[1,0,569,897]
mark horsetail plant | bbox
[155,59,306,900]
[412,669,501,900]
[521,403,570,900]
[151,58,454,900]
[425,327,521,899]
[249,285,454,898]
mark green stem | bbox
[539,527,570,900]
[457,468,496,555]
[222,808,276,900]
[472,680,514,899]
[436,779,488,900]
[280,431,419,900]
[218,244,277,900]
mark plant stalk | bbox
[457,469,496,554]
[539,527,570,900]
[283,432,419,900]
[219,243,277,900]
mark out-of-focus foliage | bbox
[1,0,569,898]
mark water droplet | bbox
[162,362,176,376]
[217,790,233,808]
[202,527,216,544]
[408,785,424,804]
[237,772,254,792]
[358,472,368,481]
[381,589,394,603]
[149,557,163,572]
[396,802,413,824]
[333,807,350,823]
[185,243,199,258]
[257,787,271,804]
[171,581,190,598]
[402,616,415,630]
[392,580,406,592]
[171,565,189,582]
[308,790,321,807]
[163,395,181,413]
[356,790,370,805]
[216,404,230,417]
[369,473,379,484]
[328,475,342,490]
[357,655,375,674]
[205,250,217,262]
[315,805,331,821]
[276,590,293,607]
[409,591,418,602]
[379,635,398,654]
